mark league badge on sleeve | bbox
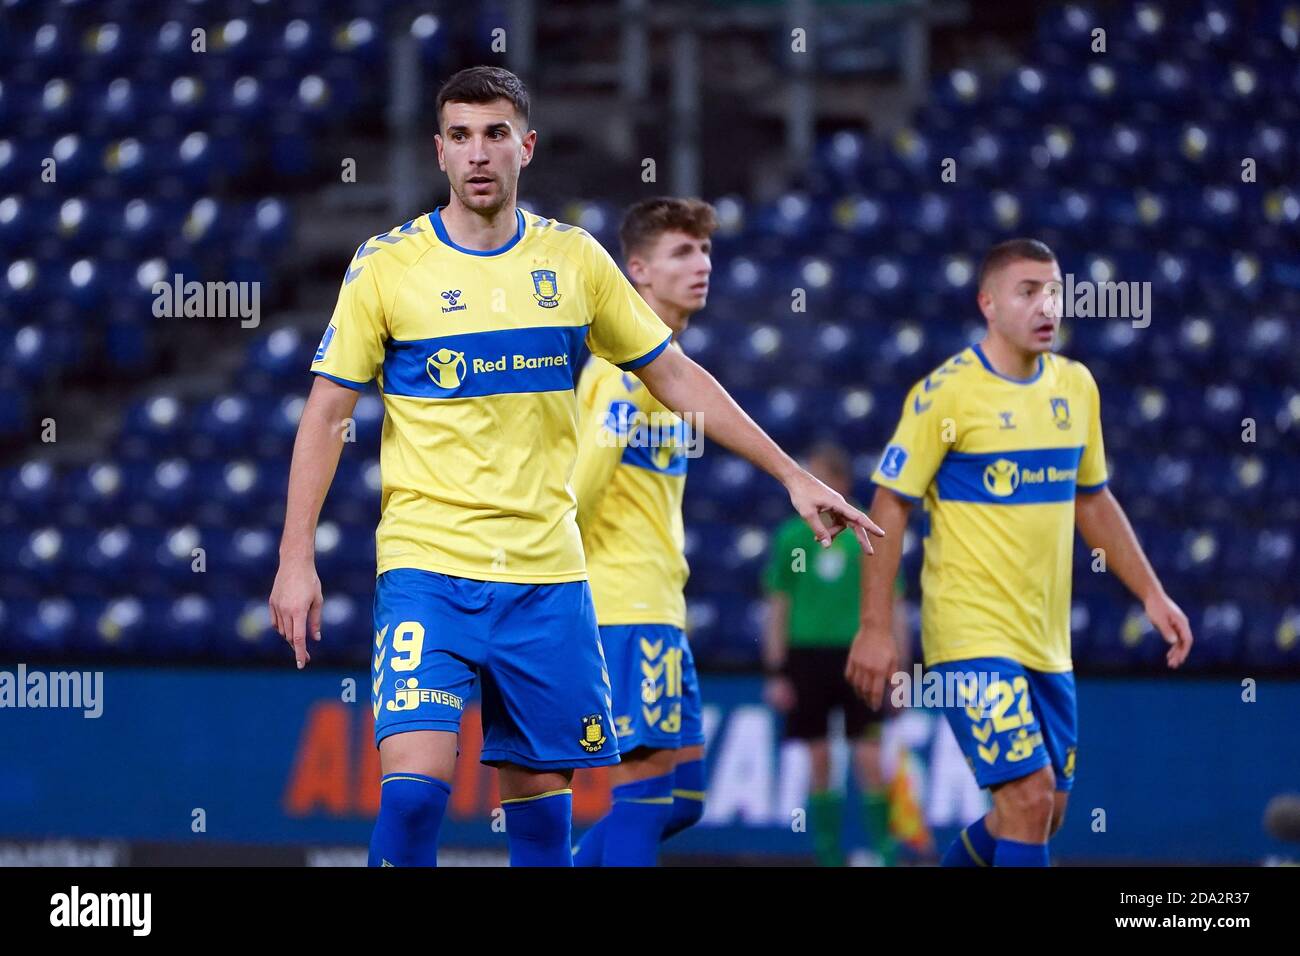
[879,443,909,479]
[313,324,336,363]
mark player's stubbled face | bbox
[436,100,532,214]
[636,230,712,312]
[984,259,1064,354]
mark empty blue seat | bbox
[0,0,1292,671]
[153,594,217,658]
[74,525,146,589]
[13,597,79,655]
[83,596,149,658]
[1244,606,1300,670]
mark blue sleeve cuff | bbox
[1076,479,1108,494]
[616,334,672,371]
[312,369,369,391]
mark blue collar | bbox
[972,342,1045,384]
[430,206,526,256]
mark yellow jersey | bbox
[871,343,1108,672]
[572,349,690,628]
[310,206,673,584]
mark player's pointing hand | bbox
[1145,590,1193,669]
[784,468,885,553]
[269,558,325,669]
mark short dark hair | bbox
[436,66,530,129]
[619,197,719,261]
[977,238,1057,289]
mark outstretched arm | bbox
[634,346,884,552]
[1075,486,1193,668]
[270,375,360,668]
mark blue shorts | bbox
[372,568,620,770]
[928,657,1077,792]
[601,624,706,752]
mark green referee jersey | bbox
[762,514,905,648]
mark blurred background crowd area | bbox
[1,0,1298,674]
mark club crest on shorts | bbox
[579,713,607,752]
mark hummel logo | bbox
[441,289,467,313]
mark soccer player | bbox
[268,66,883,867]
[762,441,905,867]
[568,197,716,867]
[845,239,1194,867]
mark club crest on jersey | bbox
[531,269,562,308]
[579,713,607,752]
[427,348,467,388]
[1050,396,1072,429]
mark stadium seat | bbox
[0,0,1290,677]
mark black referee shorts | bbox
[783,645,884,740]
